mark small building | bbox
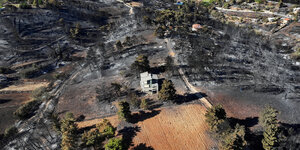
[192,24,202,31]
[140,72,159,94]
[282,18,291,24]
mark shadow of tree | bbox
[130,110,161,124]
[175,92,207,104]
[133,143,154,150]
[228,117,259,128]
[150,66,165,74]
[118,126,141,149]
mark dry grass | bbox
[77,116,119,129]
[128,2,143,7]
[132,104,215,150]
[0,82,48,92]
[76,104,216,150]
[11,60,44,69]
[0,93,31,133]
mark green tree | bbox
[96,119,116,138]
[260,106,280,150]
[131,55,150,74]
[205,105,227,132]
[104,138,123,150]
[262,124,279,150]
[81,119,116,149]
[117,101,131,121]
[61,112,78,150]
[81,129,103,149]
[259,106,279,128]
[158,79,176,101]
[222,124,247,150]
[140,98,149,110]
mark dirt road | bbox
[165,38,212,108]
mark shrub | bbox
[20,67,40,78]
[96,119,116,138]
[70,23,80,38]
[104,138,123,150]
[53,72,68,80]
[81,129,103,148]
[14,99,42,120]
[140,98,149,110]
[82,119,116,148]
[223,2,230,9]
[4,126,18,138]
[31,87,47,100]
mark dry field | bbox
[0,82,48,92]
[132,104,215,150]
[77,103,216,150]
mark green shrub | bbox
[104,138,123,150]
[4,126,18,138]
[31,87,47,100]
[223,2,230,9]
[14,99,42,119]
[117,101,131,121]
[96,119,116,138]
[20,67,39,78]
[140,98,149,110]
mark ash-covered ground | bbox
[174,22,300,123]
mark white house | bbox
[140,72,159,94]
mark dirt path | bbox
[216,7,292,18]
[165,38,212,108]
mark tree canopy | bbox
[158,79,177,101]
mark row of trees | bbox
[205,105,281,150]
